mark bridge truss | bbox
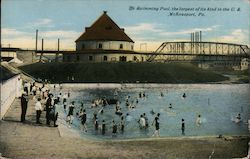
[147,41,250,62]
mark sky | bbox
[2,0,250,51]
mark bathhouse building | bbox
[63,11,147,62]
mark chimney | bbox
[121,28,125,32]
[103,11,107,14]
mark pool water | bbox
[52,84,250,139]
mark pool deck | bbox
[0,97,249,159]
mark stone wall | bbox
[0,74,22,119]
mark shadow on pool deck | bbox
[0,97,249,159]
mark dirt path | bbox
[0,98,249,158]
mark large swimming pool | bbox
[52,84,250,139]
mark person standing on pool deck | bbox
[152,113,160,137]
[35,98,43,124]
[181,118,185,135]
[20,93,29,122]
[45,94,53,125]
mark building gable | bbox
[75,11,134,43]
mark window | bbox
[82,44,85,50]
[89,56,93,61]
[111,57,116,61]
[133,56,137,61]
[119,44,123,49]
[131,45,133,50]
[76,55,80,61]
[98,43,103,49]
[103,56,108,61]
[67,56,70,62]
[141,57,144,62]
[119,56,127,62]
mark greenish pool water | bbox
[53,84,250,139]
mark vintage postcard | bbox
[1,0,250,158]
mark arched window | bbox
[103,56,108,61]
[98,43,103,49]
[119,44,123,49]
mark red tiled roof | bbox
[75,11,134,43]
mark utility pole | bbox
[34,29,38,62]
[55,38,60,62]
[39,38,44,62]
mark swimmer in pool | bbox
[150,109,155,115]
[139,114,146,129]
[101,120,106,135]
[120,116,125,133]
[182,93,186,98]
[196,114,202,126]
[152,113,160,137]
[112,120,117,136]
[181,118,185,135]
[169,103,173,109]
[126,113,132,122]
[235,113,241,123]
[160,92,164,97]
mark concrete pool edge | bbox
[50,83,250,89]
[59,130,250,142]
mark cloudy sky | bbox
[2,0,250,51]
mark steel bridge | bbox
[147,41,250,62]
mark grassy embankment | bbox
[19,62,229,83]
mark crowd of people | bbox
[20,81,58,127]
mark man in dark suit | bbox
[45,94,53,125]
[21,93,29,122]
